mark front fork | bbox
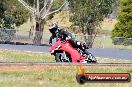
[63,51,66,59]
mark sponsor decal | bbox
[76,66,131,84]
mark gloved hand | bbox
[49,43,52,46]
[77,41,86,50]
[77,41,81,46]
[83,43,89,49]
[66,36,72,40]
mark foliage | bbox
[0,0,31,28]
[48,0,65,19]
[0,0,7,28]
[0,29,16,42]
[51,0,64,10]
[112,0,132,45]
[68,0,116,35]
[25,0,64,12]
[25,0,64,20]
[24,0,44,9]
[5,0,31,27]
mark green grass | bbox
[0,49,132,87]
[96,57,132,63]
[0,50,55,62]
[0,66,132,87]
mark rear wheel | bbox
[55,52,72,62]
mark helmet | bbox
[49,23,58,34]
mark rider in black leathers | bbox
[49,23,88,51]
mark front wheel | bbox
[55,52,72,62]
[84,50,97,63]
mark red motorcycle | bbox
[49,38,97,63]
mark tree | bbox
[18,0,66,45]
[0,0,30,28]
[0,0,6,28]
[5,0,31,27]
[112,0,132,45]
[69,0,115,34]
[68,0,115,47]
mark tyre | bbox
[55,52,72,62]
[76,74,87,84]
[84,50,97,63]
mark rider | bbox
[49,23,88,51]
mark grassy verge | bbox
[0,50,54,62]
[0,66,131,87]
[0,49,132,63]
[96,57,132,63]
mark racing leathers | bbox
[49,29,88,51]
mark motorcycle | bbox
[49,38,97,63]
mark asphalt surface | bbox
[0,44,132,60]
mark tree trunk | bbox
[29,15,34,39]
[33,18,44,45]
[86,28,93,48]
[82,28,93,48]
